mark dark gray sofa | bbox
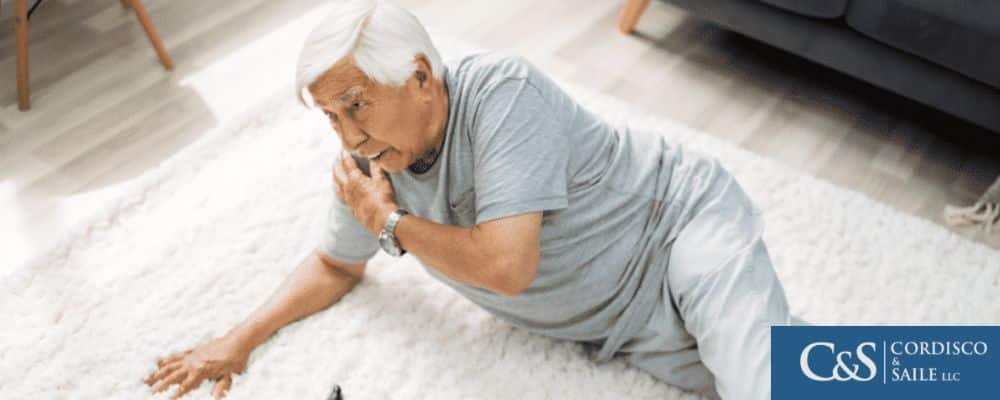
[655,0,1000,133]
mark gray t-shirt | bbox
[320,51,733,362]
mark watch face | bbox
[378,231,401,257]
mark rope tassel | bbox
[944,177,1000,234]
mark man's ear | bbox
[413,53,432,88]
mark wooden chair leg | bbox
[618,0,650,34]
[125,0,174,70]
[15,0,31,110]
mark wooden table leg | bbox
[15,0,30,110]
[125,0,174,70]
[618,0,650,34]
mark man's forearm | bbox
[226,250,361,353]
[393,214,510,294]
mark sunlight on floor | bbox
[0,3,337,276]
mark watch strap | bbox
[382,208,409,256]
[384,208,409,235]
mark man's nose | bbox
[337,121,367,151]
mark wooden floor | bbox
[2,0,998,271]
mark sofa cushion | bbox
[758,0,848,18]
[846,0,1000,89]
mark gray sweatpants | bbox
[615,181,792,399]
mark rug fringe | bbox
[943,176,1000,235]
[943,202,1000,234]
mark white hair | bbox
[296,0,443,108]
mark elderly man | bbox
[144,1,792,399]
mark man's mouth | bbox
[368,149,387,161]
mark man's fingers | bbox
[342,149,360,170]
[213,375,233,399]
[152,368,188,393]
[172,373,202,400]
[370,161,395,197]
[332,161,346,186]
[332,164,350,200]
[157,352,187,368]
[370,160,385,180]
[333,181,344,200]
[146,362,181,385]
[339,150,354,174]
[340,150,367,180]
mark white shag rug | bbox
[2,50,999,400]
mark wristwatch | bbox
[378,208,409,257]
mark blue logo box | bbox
[772,326,1000,399]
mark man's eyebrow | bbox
[336,87,365,104]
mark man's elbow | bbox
[493,254,539,297]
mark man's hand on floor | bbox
[145,335,250,399]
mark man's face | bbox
[308,55,443,174]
